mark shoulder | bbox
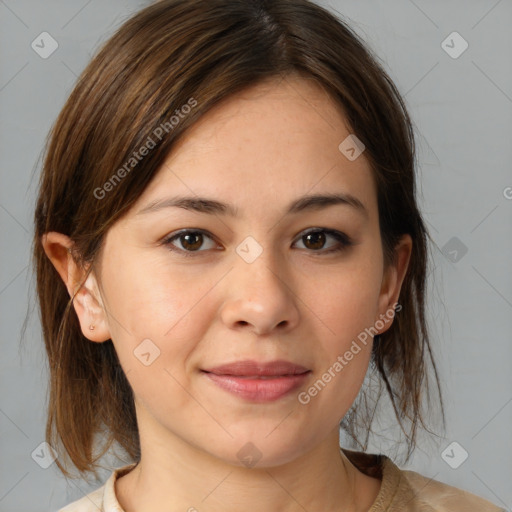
[341,448,504,512]
[56,485,105,512]
[393,466,505,511]
[55,463,137,512]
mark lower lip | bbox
[202,371,311,402]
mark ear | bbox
[375,234,412,335]
[41,232,111,343]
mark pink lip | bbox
[201,359,311,402]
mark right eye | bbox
[161,229,221,257]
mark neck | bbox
[115,429,372,512]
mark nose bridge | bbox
[234,234,289,299]
[220,234,300,334]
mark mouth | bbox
[200,359,311,402]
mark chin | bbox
[211,434,310,470]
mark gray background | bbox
[1,0,511,510]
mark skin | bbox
[42,74,412,512]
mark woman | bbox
[33,0,504,510]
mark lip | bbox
[201,359,311,402]
[203,359,310,376]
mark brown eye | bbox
[162,229,218,256]
[294,229,353,254]
[302,231,327,250]
[178,232,203,251]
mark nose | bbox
[219,247,300,336]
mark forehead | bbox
[128,75,378,223]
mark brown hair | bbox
[31,0,445,479]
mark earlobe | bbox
[41,231,111,343]
[72,276,111,343]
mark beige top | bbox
[58,448,505,511]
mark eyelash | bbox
[160,228,353,258]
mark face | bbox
[44,75,411,469]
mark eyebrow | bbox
[136,192,369,219]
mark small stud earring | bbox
[89,325,95,331]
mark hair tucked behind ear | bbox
[30,0,445,479]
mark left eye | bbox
[294,229,352,253]
[161,228,352,256]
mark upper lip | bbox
[202,359,310,376]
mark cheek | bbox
[303,254,383,344]
[297,253,382,411]
[101,267,215,417]
[101,255,220,373]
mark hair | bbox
[31,0,445,479]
